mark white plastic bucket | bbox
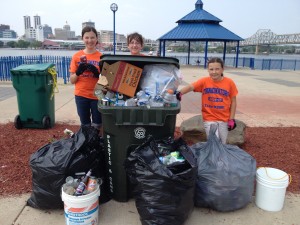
[255,167,290,212]
[61,184,100,225]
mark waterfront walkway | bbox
[0,66,300,225]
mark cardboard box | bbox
[101,61,143,97]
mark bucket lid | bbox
[256,167,289,183]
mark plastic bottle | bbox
[64,129,74,137]
[163,89,177,107]
[125,98,137,107]
[74,169,92,196]
[65,176,75,187]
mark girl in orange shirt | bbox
[69,26,102,130]
[177,57,238,144]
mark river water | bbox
[1,48,300,60]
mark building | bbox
[0,24,17,38]
[23,15,38,40]
[0,29,17,38]
[54,22,76,40]
[0,24,10,30]
[34,15,41,29]
[22,15,55,41]
[99,30,113,43]
[36,25,44,42]
[102,31,126,43]
[82,21,95,29]
[24,27,36,40]
[144,38,159,50]
[23,15,36,40]
[23,16,31,30]
[43,24,53,39]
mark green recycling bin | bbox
[98,55,181,202]
[10,63,57,129]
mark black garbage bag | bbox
[27,126,111,209]
[191,124,256,212]
[124,136,197,225]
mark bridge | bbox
[240,29,300,46]
[232,29,300,54]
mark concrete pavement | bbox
[1,66,300,225]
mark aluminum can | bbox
[86,176,98,193]
[101,98,109,106]
[80,55,87,63]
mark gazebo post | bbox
[223,41,227,63]
[204,40,208,68]
[188,41,191,64]
[163,40,166,57]
[235,41,240,68]
[159,40,162,56]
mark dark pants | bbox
[75,95,102,128]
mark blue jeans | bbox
[75,95,102,128]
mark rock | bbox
[180,115,246,146]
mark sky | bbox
[1,0,300,40]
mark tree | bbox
[30,40,42,49]
[7,41,17,48]
[142,45,151,51]
[17,40,30,49]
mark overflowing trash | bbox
[62,169,102,196]
[94,63,182,108]
[61,170,102,225]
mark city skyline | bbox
[1,0,299,41]
[19,15,129,41]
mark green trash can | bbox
[99,105,180,202]
[10,63,57,129]
[98,55,181,202]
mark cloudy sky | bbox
[1,0,299,40]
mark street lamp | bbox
[110,3,118,55]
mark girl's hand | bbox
[175,91,182,101]
[86,64,100,78]
[76,63,87,76]
[228,119,236,131]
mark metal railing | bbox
[174,56,300,71]
[0,55,299,83]
[0,55,71,83]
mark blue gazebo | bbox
[158,0,243,68]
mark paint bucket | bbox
[61,184,100,225]
[255,167,290,212]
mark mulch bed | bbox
[0,122,299,196]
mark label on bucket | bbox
[64,199,99,225]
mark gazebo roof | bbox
[158,0,243,41]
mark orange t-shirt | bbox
[69,50,102,100]
[192,77,238,122]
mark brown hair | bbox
[81,26,98,38]
[127,32,144,46]
[207,57,224,68]
[207,57,224,76]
